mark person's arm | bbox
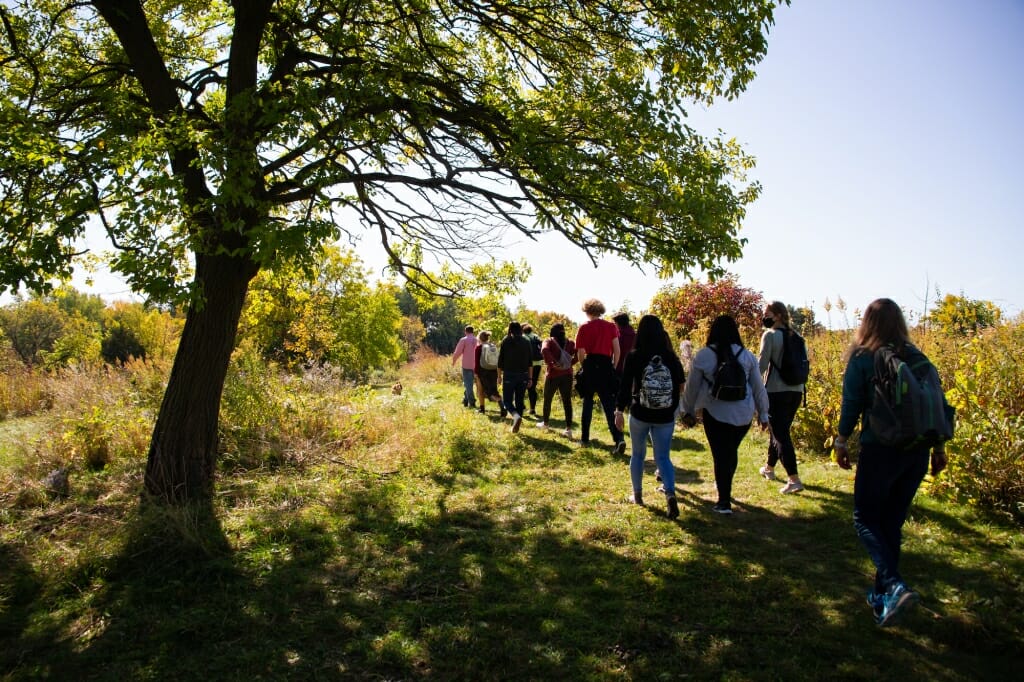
[574,327,587,363]
[615,355,634,412]
[613,355,630,432]
[611,337,620,368]
[452,338,464,366]
[834,355,867,469]
[757,331,772,375]
[679,350,704,417]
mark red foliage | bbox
[650,275,764,341]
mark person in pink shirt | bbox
[451,325,478,408]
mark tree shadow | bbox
[0,540,41,673]
[3,464,1021,680]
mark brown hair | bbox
[479,330,491,342]
[847,298,910,359]
[582,298,606,316]
[766,301,790,327]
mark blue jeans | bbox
[461,368,476,406]
[853,442,929,595]
[629,416,676,498]
[502,371,529,416]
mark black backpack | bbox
[709,344,747,401]
[529,334,543,361]
[867,344,955,450]
[771,329,810,386]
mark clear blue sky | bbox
[69,0,1023,327]
[490,0,1024,325]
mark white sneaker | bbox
[759,466,776,481]
[511,414,523,434]
[780,480,804,494]
[562,428,573,439]
[536,422,548,430]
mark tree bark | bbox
[144,252,257,503]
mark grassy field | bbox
[1,365,1022,681]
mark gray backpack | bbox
[639,355,674,409]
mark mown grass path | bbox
[2,375,1022,680]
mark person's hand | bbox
[834,437,851,470]
[680,413,697,428]
[931,449,947,476]
[614,411,625,431]
[759,420,770,433]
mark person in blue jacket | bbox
[835,298,949,628]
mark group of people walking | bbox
[452,296,951,628]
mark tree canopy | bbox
[0,0,787,503]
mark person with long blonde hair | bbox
[835,298,950,628]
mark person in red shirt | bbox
[574,299,625,453]
[537,323,576,438]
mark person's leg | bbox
[853,443,903,594]
[594,361,622,446]
[772,391,802,477]
[703,412,747,508]
[528,365,541,413]
[765,391,783,469]
[598,383,623,444]
[542,376,556,423]
[650,421,676,497]
[462,368,476,406]
[628,415,650,499]
[558,376,573,430]
[475,375,485,412]
[878,449,929,589]
[580,390,594,443]
[502,375,518,416]
[514,374,527,417]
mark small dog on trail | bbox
[392,382,403,395]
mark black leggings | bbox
[766,391,802,476]
[703,411,751,506]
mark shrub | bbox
[791,319,1024,518]
[927,323,1024,518]
[790,329,854,457]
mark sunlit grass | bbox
[1,360,1022,680]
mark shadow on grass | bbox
[3,472,1021,680]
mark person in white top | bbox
[757,301,806,493]
[679,315,770,514]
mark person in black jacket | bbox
[614,315,686,519]
[497,321,533,433]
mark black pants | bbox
[703,410,751,506]
[766,390,802,476]
[542,374,573,428]
[528,364,542,411]
[579,355,623,444]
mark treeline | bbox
[2,264,1020,518]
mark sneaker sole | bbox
[878,590,920,628]
[712,507,733,515]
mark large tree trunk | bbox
[144,253,257,503]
